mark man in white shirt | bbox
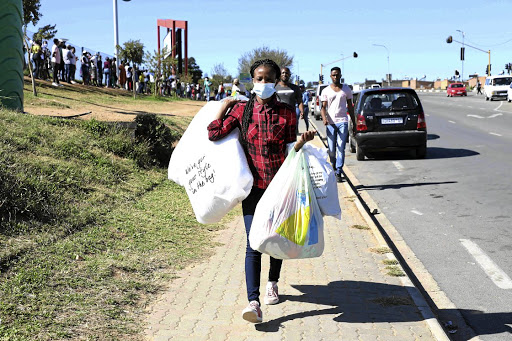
[231,78,247,97]
[320,66,354,182]
[50,38,61,86]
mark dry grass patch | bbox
[351,224,370,230]
[369,247,392,254]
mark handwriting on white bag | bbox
[309,166,325,189]
[186,155,216,194]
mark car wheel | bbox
[486,96,489,101]
[355,142,365,161]
[508,98,511,103]
[349,135,356,153]
[416,144,427,159]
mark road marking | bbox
[494,102,504,112]
[411,210,423,216]
[489,132,502,136]
[392,161,404,171]
[479,108,486,110]
[448,120,456,124]
[467,114,484,119]
[488,113,503,118]
[460,239,512,289]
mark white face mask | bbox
[252,82,276,99]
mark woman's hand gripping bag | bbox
[301,144,341,219]
[168,101,253,224]
[249,147,324,259]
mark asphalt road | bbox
[331,91,512,341]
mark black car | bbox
[348,88,427,160]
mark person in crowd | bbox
[232,78,247,98]
[186,83,191,98]
[69,47,77,84]
[96,54,103,86]
[62,44,71,83]
[204,77,212,101]
[218,83,225,99]
[58,40,66,82]
[320,66,354,183]
[80,51,90,85]
[207,59,314,324]
[126,66,133,91]
[275,67,304,133]
[103,57,111,88]
[300,84,310,132]
[476,80,482,95]
[196,83,201,100]
[40,41,51,81]
[50,38,61,86]
[111,57,118,88]
[191,83,196,99]
[138,69,145,94]
[31,39,42,79]
[214,89,220,101]
[119,60,127,90]
[90,56,98,86]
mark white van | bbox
[483,75,512,101]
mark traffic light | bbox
[455,70,459,76]
[353,52,358,58]
[446,36,453,44]
[460,47,465,61]
[485,64,491,75]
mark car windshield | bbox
[451,84,464,88]
[493,77,512,86]
[362,92,419,112]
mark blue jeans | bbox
[205,89,210,101]
[64,64,70,83]
[242,187,282,304]
[326,122,348,175]
[104,69,110,87]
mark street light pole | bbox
[373,44,390,86]
[114,0,131,83]
[456,29,465,82]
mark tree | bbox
[211,63,231,88]
[187,57,203,84]
[22,0,43,97]
[238,46,294,77]
[32,24,57,42]
[118,39,145,98]
[144,46,177,97]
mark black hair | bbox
[331,66,341,74]
[240,59,280,145]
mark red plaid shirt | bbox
[207,97,297,189]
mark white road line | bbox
[489,132,502,136]
[460,239,512,289]
[467,114,484,119]
[448,120,456,124]
[425,113,430,117]
[392,161,404,171]
[479,108,486,110]
[494,102,504,112]
[411,210,423,216]
[488,113,503,118]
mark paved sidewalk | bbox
[144,137,441,340]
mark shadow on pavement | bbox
[355,181,457,191]
[361,147,479,161]
[256,280,426,332]
[256,281,512,339]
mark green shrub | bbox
[134,114,178,168]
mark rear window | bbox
[362,91,419,112]
[493,77,512,86]
[451,84,464,88]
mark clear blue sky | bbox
[30,0,512,84]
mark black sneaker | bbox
[335,173,343,183]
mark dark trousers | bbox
[242,187,283,304]
[51,62,59,83]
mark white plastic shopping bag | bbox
[249,146,324,259]
[300,144,341,219]
[168,101,253,224]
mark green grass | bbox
[385,265,406,277]
[382,259,399,265]
[350,224,370,230]
[369,247,392,254]
[0,105,233,340]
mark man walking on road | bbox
[320,66,354,183]
[275,67,304,132]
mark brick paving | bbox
[144,145,439,340]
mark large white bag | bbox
[300,144,341,219]
[168,101,253,224]
[249,146,324,259]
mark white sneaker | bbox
[52,82,59,87]
[70,80,77,84]
[264,281,279,305]
[242,301,262,323]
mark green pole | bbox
[0,0,24,112]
